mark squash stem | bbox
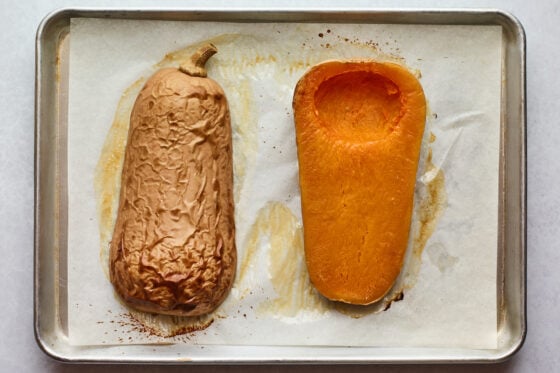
[179,43,218,77]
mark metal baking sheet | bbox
[34,7,526,363]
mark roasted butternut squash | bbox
[293,60,426,305]
[110,44,236,316]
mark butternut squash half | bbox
[293,60,426,305]
[109,44,236,316]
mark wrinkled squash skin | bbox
[110,45,236,316]
[293,60,426,305]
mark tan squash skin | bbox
[293,60,426,305]
[109,45,236,316]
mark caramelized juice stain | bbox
[94,78,145,279]
[287,60,313,74]
[430,131,437,143]
[238,202,328,315]
[121,310,214,338]
[237,204,267,289]
[246,54,278,67]
[335,34,406,64]
[387,141,447,301]
[107,278,216,338]
[220,76,256,203]
[260,203,328,316]
[412,148,447,259]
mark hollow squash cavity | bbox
[314,71,403,142]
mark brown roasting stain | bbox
[373,131,447,309]
[412,148,447,258]
[253,203,328,316]
[237,208,265,290]
[382,291,404,311]
[226,77,256,203]
[238,202,329,315]
[333,33,406,64]
[106,278,217,339]
[333,288,405,318]
[287,60,312,74]
[94,77,145,280]
[255,54,278,64]
[121,311,214,339]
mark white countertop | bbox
[1,0,556,372]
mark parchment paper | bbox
[67,18,501,348]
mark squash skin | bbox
[293,60,426,305]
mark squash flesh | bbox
[293,61,426,305]
[315,71,403,142]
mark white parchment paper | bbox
[67,18,501,348]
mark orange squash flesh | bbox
[293,60,426,305]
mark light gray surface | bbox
[0,0,556,371]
